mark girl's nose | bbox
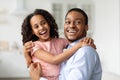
[38,25,43,30]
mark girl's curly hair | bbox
[21,9,59,45]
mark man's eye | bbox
[75,21,81,25]
[65,21,70,24]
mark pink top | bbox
[31,38,68,79]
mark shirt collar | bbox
[67,38,84,48]
[64,39,80,49]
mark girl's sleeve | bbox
[60,38,69,48]
[31,42,42,56]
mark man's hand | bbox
[29,63,42,80]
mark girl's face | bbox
[30,15,51,42]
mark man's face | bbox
[64,11,88,42]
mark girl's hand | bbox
[24,41,34,53]
[81,37,96,49]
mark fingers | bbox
[30,63,42,75]
[24,41,34,53]
[29,63,41,80]
[25,41,33,48]
[29,63,34,71]
[24,41,33,49]
[83,37,94,45]
[30,63,41,70]
[92,44,97,49]
[29,63,37,71]
[82,37,97,49]
[37,63,42,76]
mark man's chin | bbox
[67,37,77,42]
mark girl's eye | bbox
[41,20,47,25]
[33,25,39,28]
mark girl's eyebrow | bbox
[40,19,46,22]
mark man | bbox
[26,8,102,80]
[59,8,102,80]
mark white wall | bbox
[93,0,120,75]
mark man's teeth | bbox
[68,30,76,33]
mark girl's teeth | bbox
[39,30,46,35]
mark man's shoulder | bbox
[74,46,100,62]
[79,46,96,51]
[76,46,98,56]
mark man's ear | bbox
[85,25,88,31]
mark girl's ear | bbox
[32,31,35,35]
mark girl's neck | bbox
[38,38,52,42]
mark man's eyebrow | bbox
[65,18,69,20]
[75,18,83,20]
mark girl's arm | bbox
[34,37,95,65]
[24,41,34,67]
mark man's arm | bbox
[29,62,41,80]
[66,46,102,80]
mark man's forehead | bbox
[65,17,83,21]
[66,12,84,18]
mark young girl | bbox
[21,9,95,80]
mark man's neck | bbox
[68,37,85,44]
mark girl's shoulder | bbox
[52,38,68,47]
[33,41,41,44]
[33,40,47,46]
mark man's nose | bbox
[69,22,75,28]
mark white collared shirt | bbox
[59,40,102,80]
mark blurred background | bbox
[0,0,120,80]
